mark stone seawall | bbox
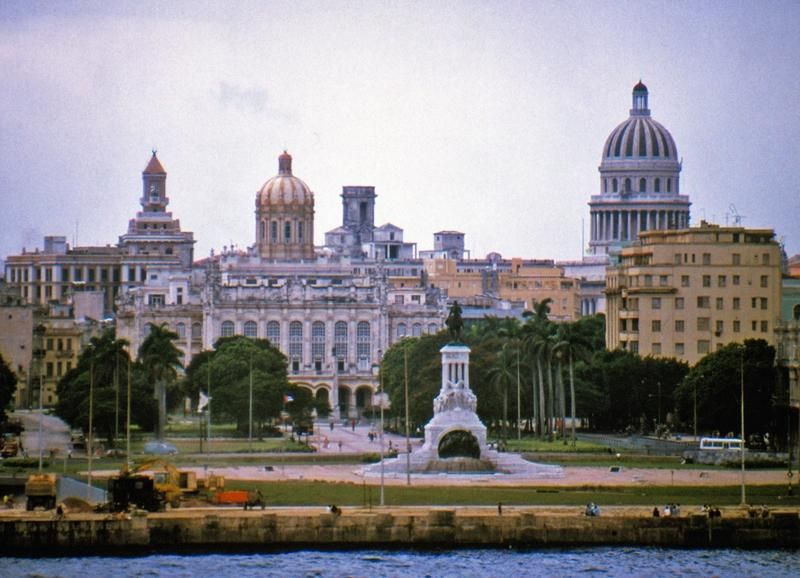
[1,508,798,554]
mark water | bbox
[2,548,798,578]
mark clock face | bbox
[150,183,158,193]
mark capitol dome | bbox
[256,151,314,206]
[588,82,691,256]
[601,82,678,162]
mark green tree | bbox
[183,336,290,435]
[0,354,18,424]
[675,340,776,438]
[487,343,516,440]
[552,322,591,446]
[138,323,183,440]
[55,330,147,446]
[382,332,452,432]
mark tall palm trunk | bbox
[569,350,577,448]
[546,357,554,438]
[156,379,167,440]
[558,359,566,442]
[531,365,538,436]
[537,355,546,437]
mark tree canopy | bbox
[138,323,183,439]
[0,354,18,424]
[183,336,291,435]
[55,329,156,446]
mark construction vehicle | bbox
[107,458,209,512]
[107,473,164,512]
[25,474,57,511]
[1,434,19,458]
[213,489,264,509]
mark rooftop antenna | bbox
[729,204,746,226]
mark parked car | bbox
[143,441,178,455]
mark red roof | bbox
[633,80,648,92]
[143,152,166,174]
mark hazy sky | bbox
[2,1,799,265]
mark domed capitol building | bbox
[589,81,690,255]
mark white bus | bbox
[699,437,743,451]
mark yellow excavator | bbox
[108,458,198,511]
[129,458,198,506]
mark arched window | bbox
[266,321,280,346]
[428,323,438,334]
[412,323,422,337]
[312,321,326,363]
[667,178,672,193]
[357,321,371,367]
[191,323,202,340]
[397,323,407,338]
[284,222,292,243]
[624,178,632,193]
[612,178,618,193]
[334,321,348,367]
[654,178,661,193]
[244,320,258,338]
[175,322,186,339]
[289,321,303,366]
[260,221,266,240]
[221,321,235,338]
[270,221,278,243]
[639,178,646,192]
[603,178,607,193]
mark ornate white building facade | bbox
[117,152,445,419]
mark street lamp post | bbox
[87,353,94,502]
[693,380,698,440]
[404,347,411,486]
[740,347,746,506]
[126,356,132,469]
[248,353,253,453]
[372,352,385,507]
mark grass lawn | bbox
[222,479,800,508]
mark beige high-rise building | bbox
[605,223,782,365]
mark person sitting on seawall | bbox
[327,504,341,516]
[652,507,660,517]
[584,502,600,517]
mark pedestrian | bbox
[329,421,334,432]
[498,502,503,516]
[338,440,342,452]
[351,419,356,432]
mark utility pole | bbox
[740,347,746,506]
[404,347,411,486]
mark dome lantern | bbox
[631,80,650,116]
[278,150,292,176]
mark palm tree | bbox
[138,323,183,440]
[487,344,516,442]
[553,323,590,447]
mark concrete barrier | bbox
[1,508,797,554]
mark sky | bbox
[1,0,799,265]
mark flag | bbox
[198,391,210,412]
[283,394,294,404]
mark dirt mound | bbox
[62,496,93,513]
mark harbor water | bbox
[3,548,799,577]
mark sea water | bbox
[2,548,798,577]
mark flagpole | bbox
[248,353,253,453]
[207,358,211,455]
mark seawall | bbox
[1,508,798,554]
